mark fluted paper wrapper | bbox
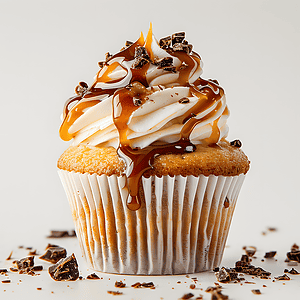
[58,170,245,275]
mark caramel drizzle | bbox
[60,31,226,211]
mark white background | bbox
[0,0,299,299]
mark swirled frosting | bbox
[59,25,229,210]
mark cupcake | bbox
[58,26,250,275]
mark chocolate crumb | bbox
[48,254,79,281]
[190,284,196,289]
[28,250,38,256]
[37,287,42,290]
[115,281,126,288]
[86,273,100,280]
[107,291,123,295]
[31,266,43,272]
[251,289,261,295]
[0,269,8,274]
[243,246,257,257]
[133,97,142,106]
[141,282,154,288]
[9,267,18,272]
[274,274,290,280]
[264,251,277,258]
[39,247,67,264]
[230,140,242,148]
[180,293,194,299]
[131,282,141,288]
[215,267,238,283]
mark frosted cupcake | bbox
[58,26,250,275]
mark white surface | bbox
[0,0,300,299]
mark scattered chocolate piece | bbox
[86,273,100,280]
[223,197,230,208]
[275,274,290,280]
[251,289,261,295]
[6,251,13,260]
[141,282,155,288]
[107,291,123,295]
[172,32,185,45]
[180,293,194,299]
[14,256,34,270]
[291,243,299,251]
[48,254,79,281]
[39,247,67,264]
[284,268,300,275]
[28,250,38,256]
[31,266,43,272]
[1,280,11,284]
[286,250,300,262]
[131,282,141,288]
[115,281,126,288]
[9,267,18,272]
[37,287,42,290]
[155,57,173,68]
[0,269,8,275]
[190,284,196,289]
[264,251,277,258]
[215,267,238,283]
[230,140,242,148]
[159,36,172,49]
[47,230,76,238]
[267,227,277,232]
[243,246,257,257]
[172,43,190,53]
[205,286,222,293]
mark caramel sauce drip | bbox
[60,31,226,211]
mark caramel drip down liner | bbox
[58,170,245,275]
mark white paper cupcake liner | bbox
[58,170,245,275]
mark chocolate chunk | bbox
[264,251,277,258]
[275,274,290,280]
[86,273,100,280]
[251,289,261,295]
[180,293,194,299]
[131,282,141,288]
[172,32,185,45]
[39,247,67,264]
[107,291,123,295]
[172,43,190,53]
[159,36,171,49]
[132,56,149,69]
[155,57,173,68]
[31,265,43,272]
[230,140,242,148]
[45,243,59,250]
[115,281,126,288]
[14,256,34,270]
[48,254,79,281]
[141,282,154,288]
[47,230,76,238]
[287,250,300,262]
[0,269,8,274]
[134,46,150,60]
[215,267,238,283]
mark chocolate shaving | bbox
[230,140,242,148]
[39,247,67,264]
[180,293,194,299]
[275,274,290,280]
[48,254,79,281]
[107,291,123,295]
[86,273,100,280]
[159,36,171,49]
[115,281,126,288]
[172,32,185,45]
[264,251,277,258]
[155,57,173,68]
[1,280,11,284]
[6,251,13,260]
[251,289,261,295]
[47,230,76,238]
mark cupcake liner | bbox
[58,170,245,275]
